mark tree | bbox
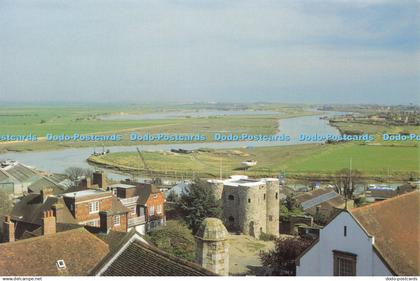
[260,236,313,276]
[333,168,363,200]
[65,167,94,181]
[285,194,298,211]
[176,179,222,234]
[166,190,179,203]
[147,220,196,262]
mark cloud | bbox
[0,0,418,104]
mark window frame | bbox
[333,250,357,276]
[114,215,121,226]
[88,201,99,214]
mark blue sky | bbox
[0,0,418,104]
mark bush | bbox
[260,232,277,241]
[147,220,196,262]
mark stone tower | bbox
[265,178,280,237]
[207,179,224,201]
[195,218,229,275]
[209,175,280,239]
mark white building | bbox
[296,191,419,276]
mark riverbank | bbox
[87,143,419,181]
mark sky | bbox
[0,0,419,105]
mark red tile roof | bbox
[0,228,109,276]
[352,191,420,276]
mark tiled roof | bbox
[92,229,128,252]
[99,239,215,276]
[352,191,420,276]
[111,196,130,215]
[0,228,109,276]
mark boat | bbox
[241,160,257,167]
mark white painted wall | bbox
[296,211,392,276]
[128,224,146,235]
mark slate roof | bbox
[11,195,77,226]
[27,176,66,194]
[352,191,420,276]
[98,238,215,276]
[296,188,346,220]
[0,228,109,276]
[0,170,11,183]
[136,183,160,205]
[3,163,40,183]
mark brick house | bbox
[9,187,129,238]
[109,182,166,234]
[62,189,128,232]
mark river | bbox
[0,112,343,178]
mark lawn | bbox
[88,142,419,179]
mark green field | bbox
[88,142,419,180]
[1,105,313,152]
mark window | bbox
[228,195,234,200]
[114,215,120,226]
[228,216,234,222]
[275,192,278,199]
[86,219,99,227]
[269,215,273,221]
[344,226,347,237]
[333,251,357,276]
[157,204,162,214]
[89,201,99,214]
[131,206,137,215]
[263,194,266,200]
[149,205,155,216]
[248,198,251,203]
[56,260,66,270]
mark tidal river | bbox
[0,112,342,177]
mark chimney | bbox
[93,171,107,190]
[51,203,64,222]
[40,187,54,203]
[42,210,56,235]
[99,211,112,233]
[2,216,15,243]
[81,177,92,189]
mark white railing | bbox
[119,196,139,206]
[128,215,145,227]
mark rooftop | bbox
[211,175,277,188]
[93,231,215,276]
[109,183,136,189]
[63,189,109,198]
[0,228,109,276]
[352,191,420,276]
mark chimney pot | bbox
[2,215,15,243]
[42,209,56,235]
